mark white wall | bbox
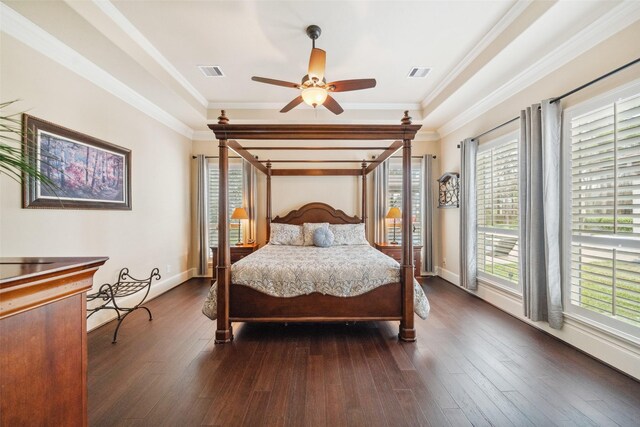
[0,35,193,330]
[436,21,640,379]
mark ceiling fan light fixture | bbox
[301,86,327,107]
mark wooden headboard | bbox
[271,202,362,225]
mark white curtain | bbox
[242,160,257,243]
[196,155,209,276]
[373,161,389,243]
[422,155,435,273]
[459,138,478,290]
[519,100,563,329]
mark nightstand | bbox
[210,244,259,279]
[374,243,423,278]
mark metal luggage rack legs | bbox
[87,267,161,343]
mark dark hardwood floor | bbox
[88,277,640,426]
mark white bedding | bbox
[202,244,430,319]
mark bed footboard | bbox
[229,282,402,322]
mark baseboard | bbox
[87,267,196,332]
[436,266,459,285]
[435,268,640,381]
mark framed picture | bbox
[22,114,131,210]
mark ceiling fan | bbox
[251,25,376,115]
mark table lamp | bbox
[231,207,249,245]
[386,207,402,245]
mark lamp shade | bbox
[231,207,249,220]
[301,86,328,107]
[385,207,402,219]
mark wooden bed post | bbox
[266,160,272,242]
[399,111,416,342]
[361,160,367,234]
[215,111,233,343]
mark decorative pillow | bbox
[313,227,334,247]
[329,223,368,245]
[302,222,329,246]
[270,223,304,246]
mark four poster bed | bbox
[203,111,428,343]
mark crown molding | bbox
[437,1,640,138]
[192,130,215,141]
[207,101,423,111]
[420,0,532,110]
[91,0,208,108]
[416,130,440,142]
[0,3,194,139]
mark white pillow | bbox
[302,223,329,246]
[329,223,368,245]
[270,223,304,246]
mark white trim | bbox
[87,267,196,331]
[0,3,194,139]
[420,0,532,109]
[563,77,640,117]
[437,1,640,138]
[477,130,519,152]
[193,131,215,141]
[91,0,208,108]
[562,80,640,340]
[415,130,440,142]
[436,266,460,285]
[207,102,423,111]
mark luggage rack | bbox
[87,267,161,343]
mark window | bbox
[208,159,244,247]
[565,86,640,333]
[476,133,519,289]
[387,157,422,245]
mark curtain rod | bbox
[549,56,640,103]
[259,159,372,164]
[458,56,640,147]
[192,155,244,159]
[193,155,435,160]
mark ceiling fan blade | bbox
[251,76,300,89]
[280,95,304,113]
[327,78,376,92]
[308,48,326,82]
[323,94,344,115]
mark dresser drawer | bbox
[231,251,251,263]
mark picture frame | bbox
[22,114,132,210]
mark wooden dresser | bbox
[0,257,107,427]
[210,244,258,279]
[374,243,423,278]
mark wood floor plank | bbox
[325,382,348,427]
[365,349,411,426]
[304,355,326,427]
[394,389,431,426]
[284,347,309,426]
[86,277,640,427]
[241,391,271,427]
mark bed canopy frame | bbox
[208,110,422,343]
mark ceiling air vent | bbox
[198,65,225,77]
[407,67,431,78]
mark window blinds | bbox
[476,139,519,286]
[570,92,640,327]
[208,161,244,246]
[387,158,423,245]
